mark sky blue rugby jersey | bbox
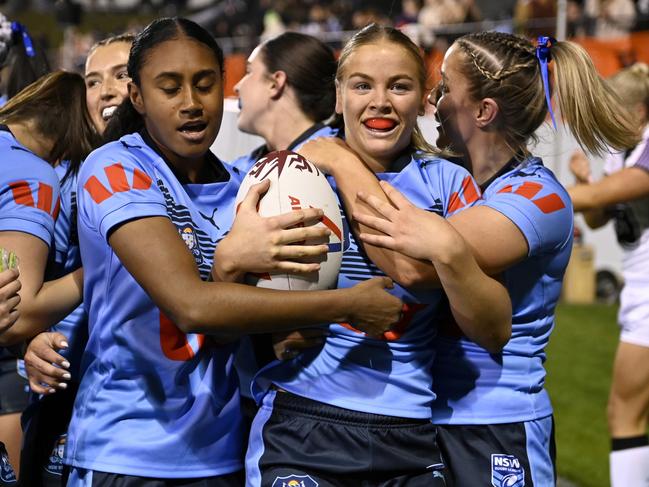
[431,157,573,424]
[49,162,86,373]
[252,153,482,419]
[64,132,245,478]
[0,128,60,246]
[230,122,338,400]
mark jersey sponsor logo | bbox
[8,180,60,218]
[491,454,525,487]
[271,474,319,487]
[83,162,152,204]
[447,176,481,213]
[159,311,205,361]
[0,446,16,483]
[43,434,66,476]
[497,181,565,214]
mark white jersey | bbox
[604,124,649,345]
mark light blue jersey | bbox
[431,157,573,424]
[0,127,60,246]
[253,153,481,419]
[65,132,245,478]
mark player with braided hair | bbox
[302,30,638,486]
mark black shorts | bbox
[0,358,29,415]
[246,390,448,487]
[67,468,244,487]
[0,442,17,485]
[20,384,78,487]
[436,417,556,487]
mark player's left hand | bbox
[24,331,71,395]
[354,180,459,262]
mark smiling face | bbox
[429,44,480,155]
[85,41,131,134]
[234,44,273,135]
[336,40,423,170]
[129,36,224,169]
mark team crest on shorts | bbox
[0,448,16,483]
[43,434,66,476]
[491,454,525,487]
[271,474,319,487]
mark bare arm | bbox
[0,232,83,346]
[568,167,649,211]
[299,138,438,288]
[355,182,512,352]
[108,215,402,338]
[568,150,611,228]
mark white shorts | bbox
[619,284,649,347]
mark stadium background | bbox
[3,0,648,485]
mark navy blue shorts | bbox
[0,357,29,415]
[20,385,77,487]
[67,468,244,487]
[246,390,448,487]
[436,416,556,487]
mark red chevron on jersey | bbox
[9,180,60,218]
[447,175,481,213]
[498,181,566,214]
[84,162,153,204]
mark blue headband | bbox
[10,22,35,58]
[536,36,557,129]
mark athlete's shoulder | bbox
[0,135,59,187]
[488,157,571,206]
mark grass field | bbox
[546,303,621,487]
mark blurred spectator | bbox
[585,0,636,38]
[515,0,557,37]
[395,0,422,27]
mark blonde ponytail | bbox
[552,41,639,154]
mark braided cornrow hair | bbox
[453,31,639,156]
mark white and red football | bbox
[234,150,344,291]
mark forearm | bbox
[432,229,512,353]
[166,281,353,336]
[568,167,649,211]
[0,269,83,346]
[582,207,611,229]
[330,157,440,288]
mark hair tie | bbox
[11,22,35,58]
[536,36,557,130]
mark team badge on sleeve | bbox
[272,474,319,487]
[491,454,525,487]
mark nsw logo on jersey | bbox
[271,474,318,487]
[491,454,525,487]
[43,434,66,476]
[0,446,16,483]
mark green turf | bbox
[546,304,620,487]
